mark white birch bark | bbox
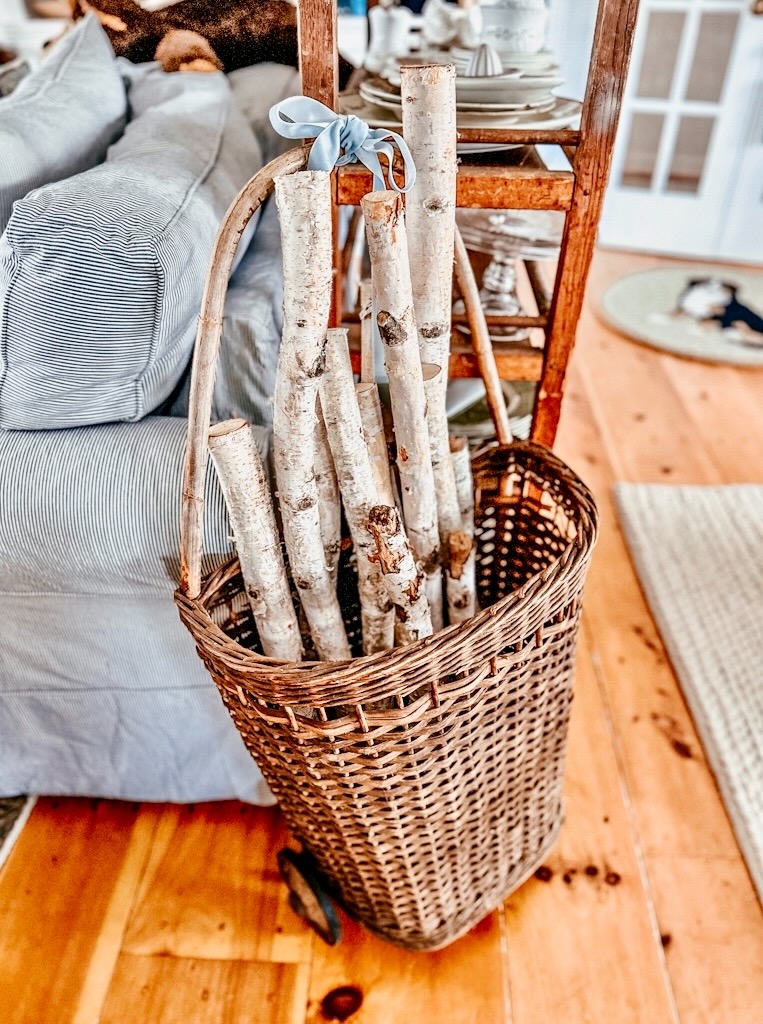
[359,278,374,384]
[356,382,396,510]
[400,64,459,627]
[423,365,476,623]
[208,418,302,662]
[450,435,475,534]
[319,328,395,655]
[314,402,341,581]
[400,63,457,373]
[361,189,442,629]
[449,434,477,623]
[273,170,350,662]
[368,505,433,646]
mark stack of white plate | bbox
[342,69,580,154]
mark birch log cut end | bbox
[361,190,403,233]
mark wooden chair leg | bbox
[532,0,640,447]
[298,0,339,109]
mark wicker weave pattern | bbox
[176,442,597,950]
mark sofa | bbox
[0,15,302,804]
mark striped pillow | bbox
[0,64,262,430]
[0,15,126,233]
[168,194,283,428]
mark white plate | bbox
[455,96,556,114]
[340,94,581,135]
[361,76,560,110]
[341,95,516,148]
[360,80,554,115]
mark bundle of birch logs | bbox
[208,65,481,663]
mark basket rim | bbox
[175,441,598,684]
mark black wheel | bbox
[277,848,342,946]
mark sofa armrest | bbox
[0,416,269,596]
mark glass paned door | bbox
[599,0,763,263]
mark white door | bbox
[599,0,763,263]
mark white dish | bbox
[361,75,561,111]
[455,76,563,104]
[455,96,556,113]
[340,94,581,135]
[359,80,554,115]
[339,96,520,153]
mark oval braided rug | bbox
[598,267,763,366]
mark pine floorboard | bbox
[0,249,761,1023]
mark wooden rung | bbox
[345,310,548,329]
[336,165,574,210]
[344,324,543,381]
[523,260,553,317]
[457,167,575,210]
[457,128,580,146]
[448,346,544,380]
[452,312,547,328]
[348,347,543,381]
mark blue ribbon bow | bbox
[269,96,416,193]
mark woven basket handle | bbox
[179,147,512,598]
[180,147,308,598]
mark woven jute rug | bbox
[0,796,35,871]
[615,483,763,901]
[598,267,763,366]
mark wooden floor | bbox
[2,250,762,1023]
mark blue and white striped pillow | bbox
[0,14,126,234]
[0,63,263,430]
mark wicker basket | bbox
[175,151,598,951]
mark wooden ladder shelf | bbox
[297,0,640,446]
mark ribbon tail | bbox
[357,150,388,194]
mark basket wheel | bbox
[277,849,342,946]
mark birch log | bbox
[320,328,395,655]
[361,189,442,629]
[356,382,396,509]
[449,434,478,623]
[400,63,457,373]
[359,278,374,384]
[450,435,475,534]
[208,419,302,662]
[400,63,463,624]
[314,403,342,581]
[423,365,476,623]
[368,505,433,646]
[273,170,350,662]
